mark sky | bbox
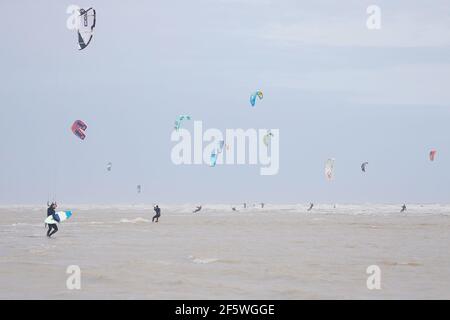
[1,0,450,204]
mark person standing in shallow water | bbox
[46,202,59,237]
[152,205,161,222]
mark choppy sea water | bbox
[1,204,449,299]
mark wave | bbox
[119,217,150,224]
[1,204,450,217]
[188,255,219,264]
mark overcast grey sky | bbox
[1,0,450,204]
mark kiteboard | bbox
[45,211,72,224]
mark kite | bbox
[325,158,335,181]
[77,8,96,50]
[250,90,263,107]
[361,162,368,172]
[263,131,274,147]
[429,149,437,161]
[174,115,191,131]
[71,120,87,140]
[210,140,224,167]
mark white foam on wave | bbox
[188,255,219,264]
[119,217,150,224]
[11,222,42,227]
[163,203,450,216]
[2,203,450,217]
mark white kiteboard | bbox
[45,211,72,224]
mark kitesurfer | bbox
[193,206,202,213]
[46,202,59,238]
[152,205,161,222]
[400,204,407,213]
[307,203,314,211]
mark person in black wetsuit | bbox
[400,204,407,213]
[307,203,314,211]
[193,206,202,213]
[152,205,161,222]
[46,202,59,238]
